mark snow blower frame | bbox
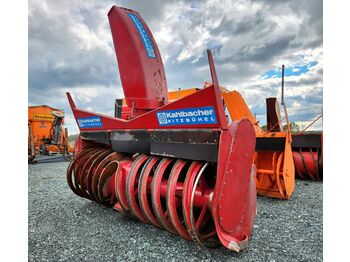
[66,6,257,252]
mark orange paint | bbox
[28,105,73,155]
[223,91,295,199]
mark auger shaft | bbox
[67,119,257,252]
[68,149,216,242]
[293,151,320,180]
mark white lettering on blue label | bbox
[128,13,156,58]
[156,106,218,126]
[77,116,103,128]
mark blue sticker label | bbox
[77,116,103,128]
[156,106,217,126]
[128,13,156,58]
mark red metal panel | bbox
[212,119,256,251]
[108,6,167,111]
[207,50,228,130]
[67,85,224,130]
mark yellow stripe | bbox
[33,114,55,121]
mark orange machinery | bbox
[28,105,73,163]
[223,65,294,199]
[223,91,294,199]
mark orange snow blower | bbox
[66,6,257,252]
[223,65,294,199]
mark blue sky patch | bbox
[262,61,318,79]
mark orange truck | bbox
[28,105,73,163]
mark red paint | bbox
[212,119,257,251]
[115,159,133,211]
[66,4,258,252]
[293,151,320,180]
[126,154,149,222]
[108,6,167,114]
[67,85,223,131]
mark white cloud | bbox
[29,0,322,134]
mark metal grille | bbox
[254,107,323,132]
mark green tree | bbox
[283,122,300,132]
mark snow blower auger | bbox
[66,6,257,252]
[223,66,294,199]
[292,132,323,181]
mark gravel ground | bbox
[29,161,322,262]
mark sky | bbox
[28,0,323,134]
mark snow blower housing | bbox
[66,6,257,252]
